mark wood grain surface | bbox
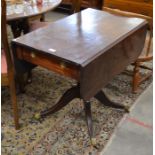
[12,8,148,100]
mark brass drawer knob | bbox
[60,62,66,69]
[31,52,36,58]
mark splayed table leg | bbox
[40,85,80,117]
[95,90,129,112]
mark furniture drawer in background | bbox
[62,0,103,9]
[127,0,152,4]
[104,0,153,17]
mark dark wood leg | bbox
[132,62,140,93]
[9,21,22,38]
[22,19,33,84]
[8,19,30,38]
[22,19,30,34]
[40,85,80,117]
[9,71,20,129]
[84,101,93,140]
[27,71,32,84]
[95,91,129,112]
[40,14,45,22]
[16,73,25,93]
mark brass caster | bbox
[91,138,97,146]
[27,78,32,84]
[124,105,130,113]
[34,113,41,120]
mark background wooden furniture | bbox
[7,0,62,37]
[71,0,82,13]
[29,0,82,32]
[104,0,153,17]
[62,0,102,8]
[12,9,147,141]
[58,0,103,13]
[7,0,62,21]
[1,0,19,129]
[103,1,153,93]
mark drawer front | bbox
[16,47,80,80]
[104,0,153,17]
[127,0,152,4]
[62,0,102,8]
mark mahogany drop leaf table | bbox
[12,8,148,142]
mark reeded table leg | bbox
[95,90,129,112]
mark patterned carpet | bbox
[2,64,152,154]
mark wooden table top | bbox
[7,0,62,21]
[13,8,147,67]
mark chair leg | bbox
[40,14,45,22]
[9,72,20,129]
[132,62,141,93]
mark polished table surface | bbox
[12,8,148,140]
[12,8,146,65]
[7,0,62,21]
